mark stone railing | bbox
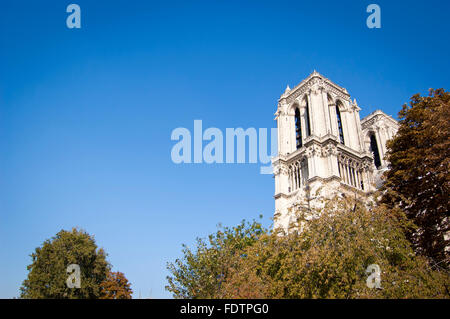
[337,150,371,191]
[287,157,308,193]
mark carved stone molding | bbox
[281,74,350,106]
[321,144,338,157]
[305,145,321,157]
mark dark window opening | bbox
[370,134,382,169]
[336,105,345,144]
[295,107,302,149]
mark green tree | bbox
[382,88,449,268]
[20,228,110,299]
[167,197,449,298]
[166,219,268,299]
[100,271,133,299]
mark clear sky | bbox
[0,0,449,298]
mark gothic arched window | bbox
[336,105,345,144]
[295,107,302,149]
[305,98,311,136]
[369,133,382,169]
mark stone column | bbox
[307,93,315,136]
[329,103,338,138]
[342,103,352,147]
[353,107,364,152]
[322,90,332,135]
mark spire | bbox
[282,85,291,96]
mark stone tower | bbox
[272,72,398,230]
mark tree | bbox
[222,197,449,298]
[166,197,449,298]
[165,219,268,299]
[20,228,110,299]
[100,271,133,299]
[382,88,449,268]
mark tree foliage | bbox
[167,197,449,299]
[100,271,133,299]
[165,219,267,298]
[382,88,449,268]
[20,228,110,299]
[224,197,448,298]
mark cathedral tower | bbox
[272,72,398,230]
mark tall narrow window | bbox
[305,98,311,136]
[336,105,345,144]
[359,171,364,190]
[370,133,382,169]
[295,108,302,149]
[301,158,309,185]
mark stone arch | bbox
[335,98,348,112]
[288,95,311,150]
[287,100,300,116]
[287,101,302,152]
[327,93,335,106]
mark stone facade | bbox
[272,71,399,230]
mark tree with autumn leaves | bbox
[20,228,132,299]
[382,88,449,269]
[100,271,133,299]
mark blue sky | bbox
[0,0,449,298]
